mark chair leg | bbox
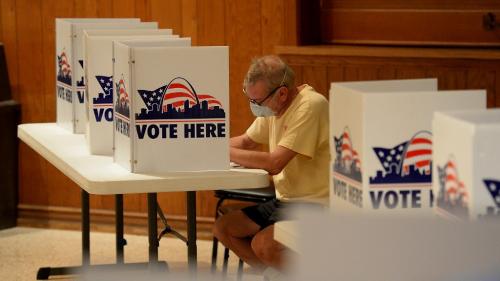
[211,198,225,273]
[211,237,219,273]
[237,258,244,281]
[222,247,230,276]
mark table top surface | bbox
[18,123,269,195]
[274,220,298,252]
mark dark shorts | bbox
[241,199,322,229]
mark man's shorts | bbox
[241,199,322,229]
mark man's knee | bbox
[213,215,229,241]
[251,229,275,262]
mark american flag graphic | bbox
[117,78,129,106]
[162,78,221,112]
[340,128,361,171]
[138,77,223,113]
[484,179,500,208]
[59,51,71,77]
[401,131,432,176]
[373,131,432,176]
[443,160,468,206]
[333,127,363,183]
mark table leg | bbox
[82,189,90,267]
[36,192,166,280]
[147,193,159,268]
[187,191,197,272]
[115,194,124,264]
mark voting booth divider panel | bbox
[113,42,230,173]
[432,109,500,221]
[329,78,486,217]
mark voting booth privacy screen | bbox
[84,30,187,155]
[433,109,500,221]
[329,79,486,217]
[55,18,158,134]
[113,43,229,173]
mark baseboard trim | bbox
[17,204,215,240]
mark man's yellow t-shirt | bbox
[246,85,330,205]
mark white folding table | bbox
[18,123,269,279]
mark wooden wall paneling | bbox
[395,67,428,80]
[45,163,80,208]
[0,3,3,42]
[302,65,328,96]
[96,0,113,18]
[150,0,182,34]
[327,65,344,84]
[41,0,74,124]
[225,0,263,137]
[73,0,98,17]
[425,67,467,91]
[290,64,303,86]
[39,0,84,211]
[16,0,45,123]
[157,192,186,216]
[344,66,359,81]
[181,0,197,44]
[196,0,226,46]
[497,72,500,107]
[325,0,500,10]
[112,0,136,18]
[261,0,285,55]
[135,0,151,21]
[322,9,500,46]
[467,69,497,108]
[0,0,19,101]
[357,67,378,81]
[376,66,397,80]
[283,0,298,45]
[18,144,48,206]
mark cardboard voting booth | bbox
[84,30,186,155]
[433,109,500,221]
[329,79,486,217]
[113,43,229,173]
[55,18,158,134]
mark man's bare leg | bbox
[213,210,265,269]
[251,225,286,270]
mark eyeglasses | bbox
[244,84,285,106]
[243,70,287,106]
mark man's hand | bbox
[230,145,297,175]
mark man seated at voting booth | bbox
[214,55,330,270]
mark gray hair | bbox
[243,55,295,92]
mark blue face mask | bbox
[250,102,276,117]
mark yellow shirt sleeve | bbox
[278,103,320,158]
[246,117,269,145]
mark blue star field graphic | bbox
[369,131,432,185]
[135,77,225,120]
[93,75,113,105]
[333,127,362,183]
[480,179,500,219]
[77,60,84,87]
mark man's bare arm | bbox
[230,134,260,150]
[230,145,297,175]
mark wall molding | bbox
[17,204,216,240]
